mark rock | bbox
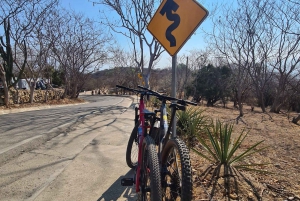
[248,192,254,199]
[275,164,281,169]
[229,193,238,200]
[217,178,224,185]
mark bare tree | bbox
[263,0,300,114]
[0,19,16,107]
[176,55,189,99]
[265,0,300,36]
[15,4,56,103]
[109,47,139,87]
[207,0,300,116]
[239,0,277,113]
[48,10,110,98]
[175,50,210,100]
[0,1,27,25]
[187,49,211,101]
[0,0,58,106]
[208,1,253,117]
[23,36,51,103]
[92,0,164,88]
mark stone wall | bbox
[0,89,64,105]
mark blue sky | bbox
[59,0,220,68]
[0,0,218,68]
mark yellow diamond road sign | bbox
[147,0,208,56]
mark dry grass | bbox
[191,102,300,200]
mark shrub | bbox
[176,107,212,147]
[193,119,269,172]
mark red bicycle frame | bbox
[135,95,145,192]
[117,85,153,193]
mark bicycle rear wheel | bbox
[126,123,139,168]
[139,135,162,201]
[161,138,192,201]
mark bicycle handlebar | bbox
[116,85,152,95]
[137,85,197,106]
[116,85,139,93]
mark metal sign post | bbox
[171,54,177,138]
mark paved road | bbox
[0,95,132,163]
[0,95,137,201]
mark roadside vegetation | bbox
[175,103,300,200]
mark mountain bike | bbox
[117,85,162,201]
[137,85,197,201]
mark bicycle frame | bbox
[157,98,186,162]
[158,98,169,155]
[135,92,145,193]
[136,85,195,157]
[136,85,197,200]
[116,85,151,193]
[119,84,196,198]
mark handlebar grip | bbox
[131,85,197,106]
[184,100,198,106]
[137,85,160,96]
[116,85,128,90]
[137,85,148,90]
[116,85,139,93]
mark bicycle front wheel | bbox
[161,138,192,201]
[126,123,139,168]
[139,135,162,201]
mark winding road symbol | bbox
[159,0,180,47]
[147,0,208,56]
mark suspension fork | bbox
[158,100,168,157]
[158,102,178,161]
[167,104,177,139]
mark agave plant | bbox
[193,119,269,172]
[176,107,211,147]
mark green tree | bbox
[52,69,64,87]
[190,64,232,107]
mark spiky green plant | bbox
[176,107,212,147]
[193,119,269,172]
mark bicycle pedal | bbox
[121,178,134,186]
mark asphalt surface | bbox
[0,95,133,164]
[0,95,137,201]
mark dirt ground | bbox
[1,98,299,200]
[191,103,300,201]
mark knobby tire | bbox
[126,122,139,168]
[161,138,193,201]
[140,135,162,201]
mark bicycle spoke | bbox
[163,148,182,200]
